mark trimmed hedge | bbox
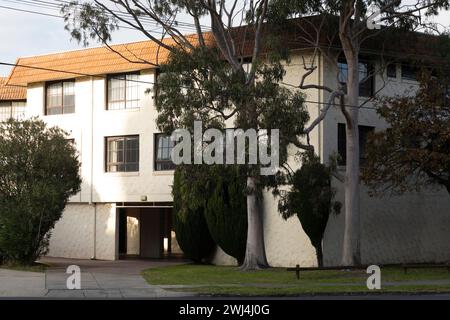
[172,167,215,263]
[204,166,247,265]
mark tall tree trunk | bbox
[240,176,269,270]
[341,51,362,266]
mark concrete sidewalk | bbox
[0,257,195,299]
[0,269,47,297]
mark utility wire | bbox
[0,0,208,32]
[1,1,449,70]
[0,3,169,35]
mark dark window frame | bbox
[401,64,419,81]
[337,123,375,166]
[154,133,176,171]
[338,58,375,97]
[387,63,397,78]
[45,79,75,115]
[105,135,140,173]
[106,72,140,110]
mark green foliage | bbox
[268,1,450,29]
[173,165,248,265]
[172,166,215,263]
[0,119,81,265]
[204,166,248,265]
[278,153,341,267]
[61,1,118,47]
[362,72,450,195]
[156,46,309,178]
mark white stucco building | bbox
[4,27,450,266]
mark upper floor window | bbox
[107,73,140,110]
[337,123,375,166]
[155,134,176,171]
[46,80,75,115]
[0,101,26,122]
[106,135,139,172]
[401,65,418,81]
[387,63,397,79]
[338,59,374,97]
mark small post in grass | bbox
[287,264,301,280]
[295,264,300,280]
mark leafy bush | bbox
[204,166,247,265]
[0,119,81,265]
[279,153,341,267]
[172,166,215,263]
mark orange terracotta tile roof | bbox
[0,77,26,100]
[6,36,203,86]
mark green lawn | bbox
[142,264,450,296]
[0,262,48,273]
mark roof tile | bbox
[6,37,197,86]
[0,77,26,100]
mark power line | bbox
[0,2,169,35]
[0,0,207,32]
[2,0,449,70]
[51,0,211,30]
[0,61,385,111]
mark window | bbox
[401,65,418,81]
[107,73,140,110]
[155,134,176,171]
[106,135,139,172]
[45,80,75,115]
[241,56,252,75]
[387,64,397,78]
[338,59,374,97]
[0,101,26,122]
[337,123,375,166]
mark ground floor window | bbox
[337,123,375,166]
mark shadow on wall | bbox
[323,181,450,266]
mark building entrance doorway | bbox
[117,206,182,259]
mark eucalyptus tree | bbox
[61,0,310,270]
[269,0,450,265]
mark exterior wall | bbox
[25,70,173,205]
[212,52,450,267]
[25,72,174,260]
[324,186,450,265]
[24,48,450,265]
[319,56,450,265]
[47,203,117,260]
[212,51,322,266]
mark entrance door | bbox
[118,209,127,255]
[140,208,164,258]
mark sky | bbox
[0,1,449,76]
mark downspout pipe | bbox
[90,76,97,260]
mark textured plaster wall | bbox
[211,52,450,267]
[47,204,95,259]
[323,185,450,266]
[47,203,117,260]
[30,52,450,266]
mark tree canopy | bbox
[278,153,341,267]
[0,119,81,265]
[363,72,450,195]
